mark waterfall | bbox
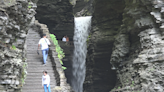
[72,16,92,92]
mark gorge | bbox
[1,0,164,92]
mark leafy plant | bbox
[50,34,66,70]
[12,45,16,50]
[62,66,67,70]
[28,6,32,8]
[86,35,91,42]
[21,62,27,86]
[28,2,32,9]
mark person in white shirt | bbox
[62,36,66,42]
[38,34,51,65]
[42,71,51,92]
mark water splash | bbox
[72,16,92,92]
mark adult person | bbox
[62,36,66,42]
[42,71,51,92]
[66,35,69,42]
[38,34,51,65]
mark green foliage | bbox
[60,60,63,65]
[132,81,134,85]
[50,34,66,70]
[21,62,27,86]
[28,6,32,9]
[86,35,91,42]
[87,35,91,46]
[12,45,16,50]
[62,66,67,70]
[28,2,32,9]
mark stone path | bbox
[22,29,56,92]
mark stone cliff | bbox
[0,0,36,91]
[110,0,164,91]
[84,0,164,92]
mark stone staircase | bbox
[22,29,56,92]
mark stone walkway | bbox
[22,29,56,92]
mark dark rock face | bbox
[73,0,94,16]
[36,0,74,41]
[84,0,125,92]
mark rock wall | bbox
[82,0,164,92]
[73,0,94,17]
[0,0,36,92]
[84,0,125,92]
[110,0,164,92]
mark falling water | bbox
[72,16,92,92]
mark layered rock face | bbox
[84,0,164,92]
[0,0,36,92]
[84,0,125,92]
[110,0,164,91]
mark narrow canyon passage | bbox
[2,0,164,92]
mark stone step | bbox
[22,85,56,89]
[27,69,55,73]
[24,80,56,84]
[25,77,56,81]
[27,65,55,68]
[27,61,52,65]
[26,75,55,79]
[26,36,40,38]
[27,54,44,57]
[26,51,42,54]
[22,88,54,92]
[26,38,39,40]
[26,59,50,62]
[28,32,40,33]
[27,45,39,46]
[26,42,40,44]
[26,40,39,42]
[25,74,56,78]
[22,89,45,92]
[26,57,43,59]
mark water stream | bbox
[71,16,92,92]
